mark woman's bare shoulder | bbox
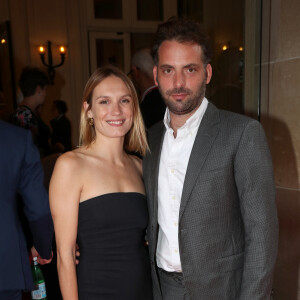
[53,148,89,174]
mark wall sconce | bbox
[38,41,66,84]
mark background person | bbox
[12,66,51,157]
[50,99,72,153]
[130,48,165,129]
[0,121,53,300]
[49,66,152,299]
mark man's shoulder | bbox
[0,120,29,139]
[0,121,33,162]
[142,87,165,106]
[208,102,259,129]
[205,103,265,147]
[145,87,161,98]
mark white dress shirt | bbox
[156,98,208,272]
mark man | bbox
[0,121,53,300]
[12,66,51,157]
[130,48,165,128]
[143,17,278,299]
[50,99,72,153]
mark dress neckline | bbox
[79,192,146,206]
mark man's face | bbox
[153,40,212,116]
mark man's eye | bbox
[187,68,195,73]
[163,69,172,74]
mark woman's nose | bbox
[111,102,121,115]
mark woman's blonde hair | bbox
[79,66,148,156]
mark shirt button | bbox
[174,249,178,253]
[171,169,175,173]
[172,196,176,200]
[174,222,178,226]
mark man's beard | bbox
[157,79,207,116]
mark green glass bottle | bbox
[31,257,47,300]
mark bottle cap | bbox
[33,257,38,261]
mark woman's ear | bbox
[83,101,92,118]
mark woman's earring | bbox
[88,117,94,126]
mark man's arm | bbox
[234,120,278,299]
[19,130,53,259]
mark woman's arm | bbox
[49,153,81,300]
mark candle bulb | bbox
[38,46,45,54]
[222,45,228,51]
[59,46,66,54]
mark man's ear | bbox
[153,66,158,86]
[205,64,212,84]
[35,85,42,94]
[132,66,139,78]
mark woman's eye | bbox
[121,98,130,103]
[100,100,108,104]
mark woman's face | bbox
[85,75,134,140]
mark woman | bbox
[49,66,152,299]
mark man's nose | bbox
[173,71,185,88]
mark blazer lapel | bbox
[149,123,166,223]
[179,103,221,221]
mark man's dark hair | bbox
[54,100,68,114]
[19,66,49,97]
[152,17,212,66]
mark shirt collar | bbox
[163,97,208,133]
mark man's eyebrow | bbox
[159,63,200,69]
[183,63,200,68]
[159,64,174,69]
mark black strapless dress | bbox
[77,192,153,300]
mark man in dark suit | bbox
[50,99,72,152]
[143,17,278,299]
[130,48,166,129]
[0,121,53,300]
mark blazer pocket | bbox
[218,252,244,273]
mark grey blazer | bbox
[143,103,278,300]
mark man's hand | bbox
[31,246,53,265]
